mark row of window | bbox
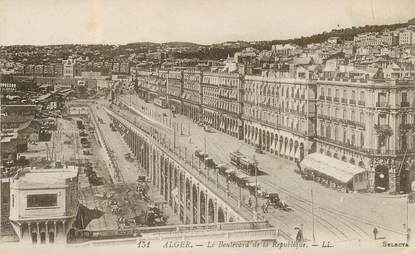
[203,76,239,87]
[245,82,307,99]
[318,105,366,123]
[244,105,308,131]
[320,87,365,101]
[319,123,365,147]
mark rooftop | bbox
[11,166,79,189]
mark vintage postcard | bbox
[1,0,415,252]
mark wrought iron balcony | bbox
[326,96,332,102]
[319,95,325,100]
[401,101,410,107]
[341,98,347,104]
[374,124,392,135]
[334,97,339,102]
[349,99,356,105]
[376,102,389,108]
[399,123,413,131]
[358,101,365,106]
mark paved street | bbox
[90,103,181,227]
[24,105,182,231]
[113,94,414,243]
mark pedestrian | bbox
[262,203,266,213]
[248,197,252,208]
[373,227,378,240]
[295,227,304,243]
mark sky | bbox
[0,0,415,46]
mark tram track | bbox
[113,97,405,240]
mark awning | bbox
[300,153,365,184]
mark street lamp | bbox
[253,155,258,220]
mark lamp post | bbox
[253,155,258,220]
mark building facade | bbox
[201,72,243,139]
[242,75,316,161]
[132,69,415,193]
[315,78,415,192]
[9,167,79,244]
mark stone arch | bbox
[350,158,355,165]
[358,161,365,168]
[180,171,185,202]
[284,137,288,156]
[228,216,234,222]
[374,165,389,192]
[218,207,225,223]
[341,155,347,162]
[299,142,305,161]
[208,199,215,223]
[186,178,191,207]
[173,166,178,190]
[289,139,294,159]
[326,150,332,157]
[192,184,198,224]
[294,140,299,159]
[333,153,339,159]
[266,131,270,151]
[200,191,206,223]
[168,163,174,205]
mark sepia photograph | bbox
[1,0,415,252]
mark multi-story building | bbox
[120,62,130,74]
[34,65,44,76]
[314,78,415,193]
[132,67,415,194]
[63,58,76,78]
[242,74,316,161]
[166,70,183,113]
[399,28,415,45]
[43,65,55,77]
[9,166,79,244]
[182,70,202,121]
[201,72,243,138]
[354,32,398,47]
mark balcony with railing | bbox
[341,98,347,104]
[326,96,332,102]
[374,124,392,135]
[358,100,365,106]
[399,123,413,132]
[401,101,410,107]
[376,102,389,108]
[317,136,413,156]
[334,97,339,103]
[349,99,356,105]
[319,95,325,100]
